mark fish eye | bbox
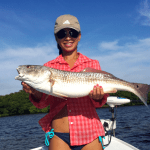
[27,65,30,68]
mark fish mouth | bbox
[15,68,24,80]
[17,70,20,74]
[15,74,24,80]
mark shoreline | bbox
[1,104,149,118]
[0,90,149,118]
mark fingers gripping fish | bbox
[15,65,150,106]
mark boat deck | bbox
[103,136,139,150]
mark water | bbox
[0,105,150,150]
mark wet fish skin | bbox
[15,65,150,106]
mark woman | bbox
[22,14,117,150]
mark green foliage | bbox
[0,90,50,117]
[29,105,50,114]
[0,90,150,117]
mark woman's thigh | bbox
[49,135,71,150]
[81,137,103,150]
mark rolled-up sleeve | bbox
[29,94,53,109]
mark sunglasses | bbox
[56,29,79,39]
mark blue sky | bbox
[0,0,150,95]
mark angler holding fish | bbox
[16,15,150,150]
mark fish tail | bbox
[132,83,150,106]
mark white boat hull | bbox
[103,136,139,150]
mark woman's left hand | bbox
[89,84,104,101]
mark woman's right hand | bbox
[22,82,43,100]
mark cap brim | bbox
[54,25,80,34]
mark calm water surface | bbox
[0,105,150,150]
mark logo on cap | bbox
[63,20,70,24]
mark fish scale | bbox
[53,70,113,84]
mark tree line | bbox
[0,90,149,117]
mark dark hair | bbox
[57,43,63,55]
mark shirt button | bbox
[69,110,71,112]
[71,122,73,124]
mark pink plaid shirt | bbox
[29,52,109,146]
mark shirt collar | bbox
[49,52,92,65]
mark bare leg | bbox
[81,137,103,150]
[49,135,71,150]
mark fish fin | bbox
[52,91,68,100]
[80,68,87,72]
[103,88,117,94]
[53,91,68,97]
[49,78,67,100]
[45,95,49,100]
[49,78,55,86]
[80,67,114,76]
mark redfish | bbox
[15,65,150,106]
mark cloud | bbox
[93,38,150,83]
[0,41,58,95]
[99,40,122,50]
[1,38,150,96]
[138,0,150,26]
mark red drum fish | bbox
[15,65,150,106]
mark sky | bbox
[0,0,150,96]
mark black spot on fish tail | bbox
[132,83,150,106]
